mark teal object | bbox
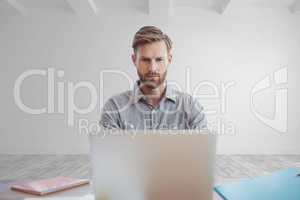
[214,168,300,200]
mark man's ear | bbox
[168,51,173,65]
[131,53,137,67]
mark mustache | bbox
[145,72,160,77]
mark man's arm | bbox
[188,96,208,129]
[99,99,121,129]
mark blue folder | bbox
[214,168,300,200]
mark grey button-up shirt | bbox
[100,81,207,130]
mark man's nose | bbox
[149,59,158,70]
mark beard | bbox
[138,70,167,89]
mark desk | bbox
[0,182,224,200]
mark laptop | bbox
[89,129,216,200]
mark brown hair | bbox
[132,26,172,54]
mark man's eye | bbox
[156,58,163,62]
[142,59,151,62]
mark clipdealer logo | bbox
[13,67,236,135]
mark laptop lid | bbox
[89,129,216,200]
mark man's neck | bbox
[139,81,166,108]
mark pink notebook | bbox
[11,176,89,196]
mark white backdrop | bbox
[0,5,299,154]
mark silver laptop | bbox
[89,129,216,200]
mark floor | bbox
[0,155,299,184]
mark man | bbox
[100,26,207,130]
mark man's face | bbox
[132,41,172,89]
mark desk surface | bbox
[1,155,299,199]
[0,182,224,200]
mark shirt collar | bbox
[132,80,177,104]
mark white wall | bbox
[0,6,299,154]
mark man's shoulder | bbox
[170,88,194,101]
[171,89,203,110]
[103,90,133,108]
